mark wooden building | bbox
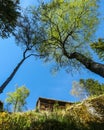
[36,97,73,111]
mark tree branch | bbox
[0,51,43,93]
[64,52,104,77]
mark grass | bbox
[0,94,104,130]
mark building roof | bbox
[36,97,73,106]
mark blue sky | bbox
[0,0,104,110]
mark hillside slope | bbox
[65,94,104,129]
[0,94,104,130]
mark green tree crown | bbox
[37,0,99,72]
[6,85,30,112]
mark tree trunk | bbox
[13,97,18,112]
[0,52,40,93]
[67,52,104,78]
[0,58,26,93]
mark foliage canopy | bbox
[80,78,104,96]
[71,79,104,100]
[91,38,104,60]
[6,85,30,112]
[0,0,20,38]
[37,0,99,72]
[0,10,46,93]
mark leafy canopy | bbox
[6,85,30,112]
[13,9,46,56]
[0,0,20,38]
[71,79,104,100]
[91,38,104,60]
[71,81,88,101]
[37,0,99,72]
[80,78,104,96]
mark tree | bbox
[70,81,88,101]
[80,78,104,96]
[33,0,104,77]
[6,85,30,112]
[91,38,104,60]
[0,0,20,38]
[0,10,45,93]
[0,0,103,93]
[71,79,104,100]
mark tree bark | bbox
[66,52,104,78]
[0,58,26,93]
[0,53,34,93]
[0,51,42,93]
[13,97,18,112]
